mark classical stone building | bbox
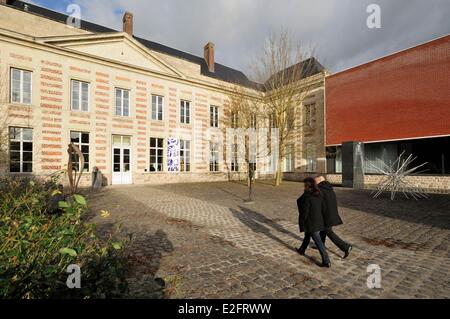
[0,0,326,186]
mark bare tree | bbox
[225,84,266,201]
[252,28,320,186]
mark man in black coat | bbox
[315,176,352,259]
[296,177,331,268]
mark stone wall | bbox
[322,173,450,194]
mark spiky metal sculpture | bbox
[369,152,428,200]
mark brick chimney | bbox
[122,11,133,36]
[204,42,215,73]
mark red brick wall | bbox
[325,35,450,146]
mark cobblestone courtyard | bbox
[88,181,450,299]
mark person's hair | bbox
[304,177,320,197]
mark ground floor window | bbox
[9,127,33,173]
[70,131,89,172]
[326,146,342,173]
[231,143,239,172]
[180,140,190,172]
[326,136,449,175]
[305,143,316,172]
[209,142,219,172]
[284,144,294,172]
[150,137,164,172]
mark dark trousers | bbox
[320,227,350,252]
[300,231,330,264]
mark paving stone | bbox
[88,181,450,299]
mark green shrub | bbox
[0,177,130,299]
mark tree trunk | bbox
[274,154,283,186]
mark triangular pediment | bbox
[38,33,184,78]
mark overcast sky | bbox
[30,0,450,78]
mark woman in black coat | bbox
[296,177,331,267]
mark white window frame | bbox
[209,142,219,172]
[10,68,32,105]
[9,127,33,173]
[70,131,90,172]
[150,137,164,172]
[210,105,219,128]
[180,139,191,172]
[180,100,191,124]
[151,95,164,121]
[115,88,130,117]
[71,79,90,112]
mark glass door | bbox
[112,135,132,185]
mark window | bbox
[115,88,130,116]
[210,106,219,128]
[284,144,294,172]
[180,100,191,124]
[250,114,257,129]
[231,143,239,172]
[10,68,32,104]
[180,140,191,172]
[231,111,238,128]
[304,103,316,128]
[306,143,317,172]
[210,142,219,172]
[70,131,89,172]
[151,95,164,121]
[269,113,277,128]
[71,80,89,111]
[9,127,33,173]
[150,137,164,172]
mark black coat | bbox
[318,181,343,227]
[296,191,325,233]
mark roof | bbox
[4,0,323,90]
[265,57,325,88]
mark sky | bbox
[27,0,450,78]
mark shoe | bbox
[320,261,331,268]
[296,247,305,256]
[343,246,352,259]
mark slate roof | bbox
[5,0,323,90]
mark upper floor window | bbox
[10,68,32,104]
[231,111,238,129]
[151,95,164,121]
[304,103,316,128]
[210,106,219,128]
[115,88,130,116]
[180,100,191,124]
[71,80,89,112]
[269,113,277,129]
[250,114,257,129]
[70,131,90,172]
[9,127,33,173]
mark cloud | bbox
[33,0,450,76]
